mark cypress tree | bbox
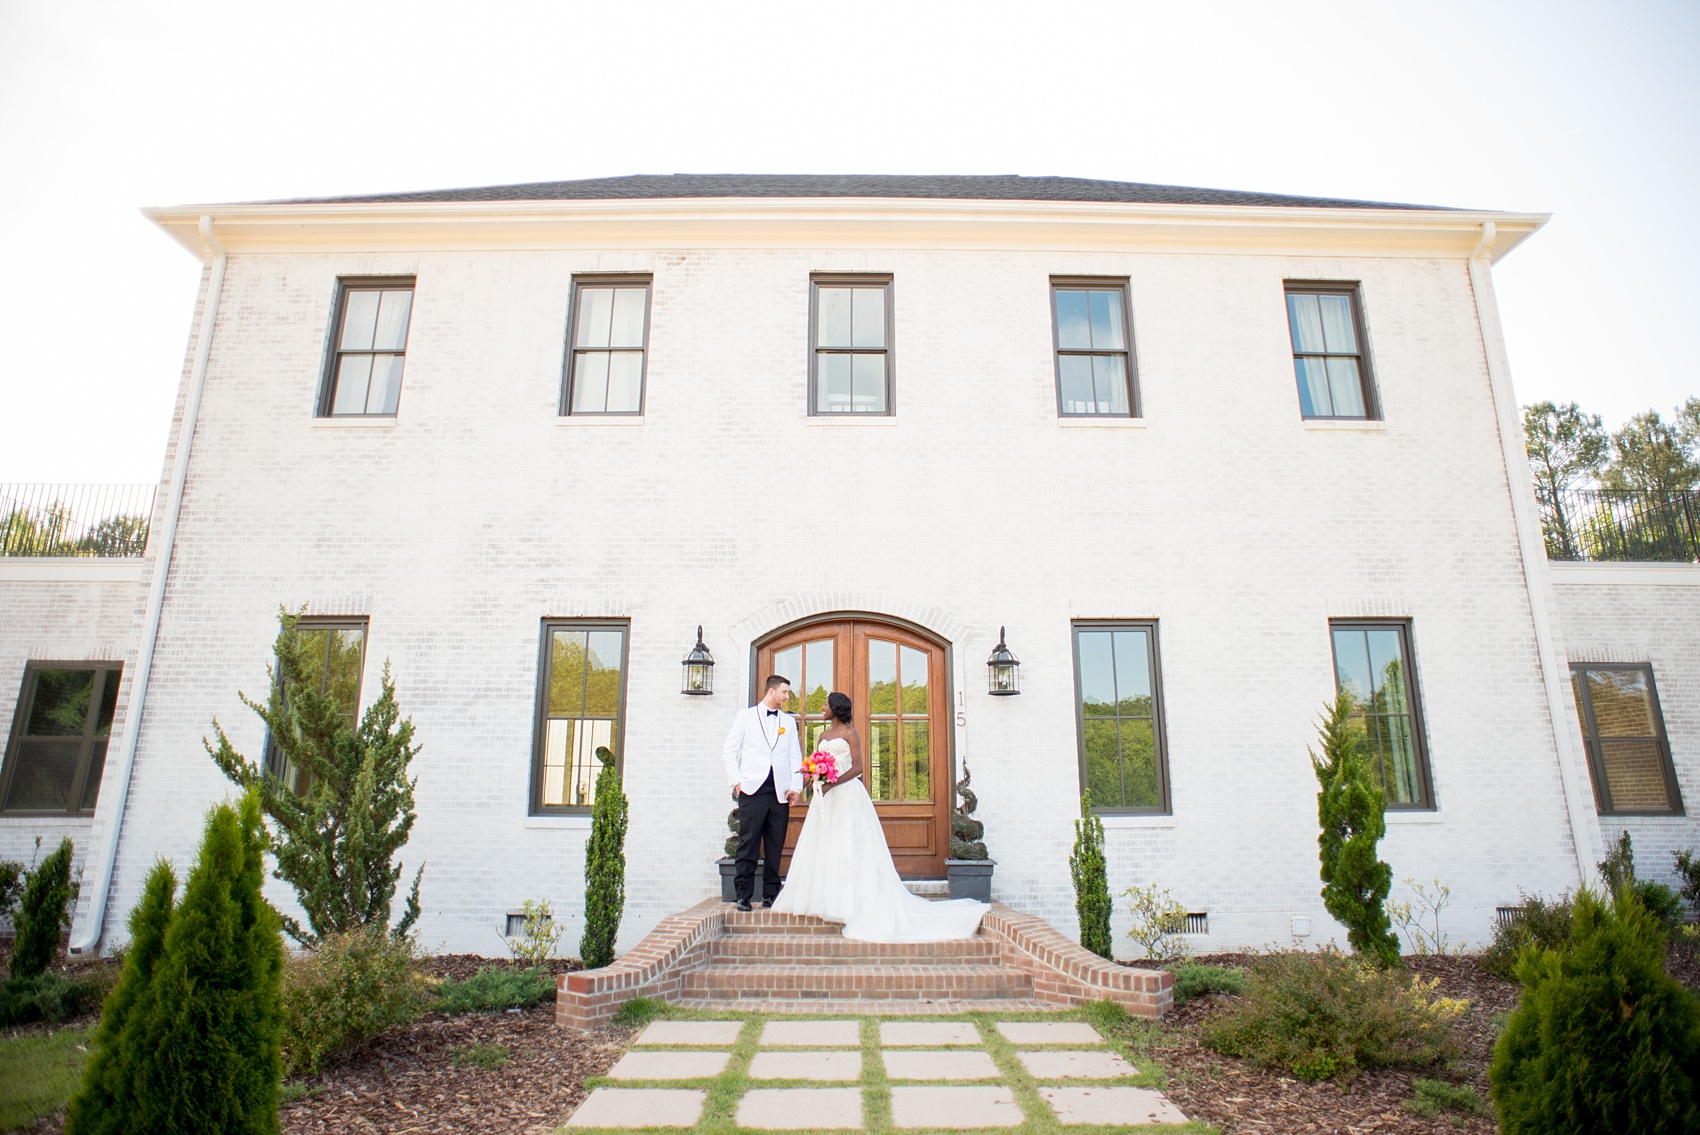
[1070,792,1113,959]
[1311,691,1400,968]
[1491,887,1700,1133]
[127,792,284,1135]
[9,836,75,980]
[579,757,627,969]
[65,860,178,1135]
[207,609,423,946]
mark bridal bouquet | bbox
[802,749,841,785]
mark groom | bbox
[723,674,804,911]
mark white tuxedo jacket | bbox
[723,704,804,797]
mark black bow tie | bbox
[766,709,778,716]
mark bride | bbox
[771,692,987,941]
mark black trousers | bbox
[734,771,789,903]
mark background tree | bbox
[579,757,627,969]
[8,836,76,980]
[1312,691,1400,968]
[1522,401,1607,557]
[1070,792,1113,959]
[1602,408,1700,494]
[207,608,422,946]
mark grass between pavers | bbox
[0,1025,92,1131]
[559,1001,1216,1134]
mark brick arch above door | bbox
[729,592,969,650]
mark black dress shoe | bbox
[735,899,752,912]
[760,899,775,909]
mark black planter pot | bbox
[946,858,995,902]
[716,857,774,903]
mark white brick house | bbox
[2,175,1694,959]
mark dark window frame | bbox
[530,619,631,816]
[560,274,655,417]
[262,617,370,795]
[0,660,123,816]
[1284,281,1379,421]
[1328,619,1436,810]
[1570,662,1683,816]
[1070,620,1172,815]
[808,273,896,417]
[1050,277,1140,418]
[318,276,418,418]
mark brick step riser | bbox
[682,969,1033,1000]
[708,941,1002,965]
[721,923,843,936]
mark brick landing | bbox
[556,899,1171,1030]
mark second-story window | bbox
[564,277,652,415]
[1052,279,1136,416]
[811,276,892,415]
[323,279,414,417]
[1285,283,1376,420]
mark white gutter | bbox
[71,216,226,953]
[1467,221,1604,887]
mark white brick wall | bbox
[5,214,1651,958]
[1549,563,1700,897]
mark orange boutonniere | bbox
[778,726,787,736]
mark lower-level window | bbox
[1571,663,1683,815]
[1329,621,1433,808]
[1,662,122,814]
[533,621,628,813]
[1072,622,1169,813]
[265,619,367,795]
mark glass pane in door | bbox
[776,638,835,757]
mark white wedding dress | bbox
[771,737,987,941]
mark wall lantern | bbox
[681,626,716,695]
[986,626,1021,696]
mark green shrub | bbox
[280,925,426,1078]
[436,965,554,1013]
[1406,1078,1485,1118]
[1201,947,1465,1082]
[207,609,423,946]
[1490,887,1700,1134]
[0,857,23,919]
[1482,892,1574,979]
[580,758,627,969]
[1638,880,1686,933]
[1311,693,1400,968]
[10,836,77,980]
[449,1043,508,1070]
[1122,883,1189,960]
[0,971,108,1027]
[123,793,284,1135]
[1169,962,1247,1007]
[1673,848,1700,911]
[1069,793,1113,959]
[506,899,563,965]
[66,859,178,1135]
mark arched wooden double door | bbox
[758,618,951,878]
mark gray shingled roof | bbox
[280,173,1447,211]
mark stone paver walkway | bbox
[564,1014,1192,1131]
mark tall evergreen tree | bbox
[125,792,284,1135]
[580,757,628,969]
[1312,691,1400,968]
[9,836,75,980]
[65,860,178,1135]
[207,609,422,946]
[1070,793,1113,959]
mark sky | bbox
[1,0,1696,484]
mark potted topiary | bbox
[716,805,768,903]
[946,768,995,901]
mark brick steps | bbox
[557,899,1173,1030]
[681,962,1034,1001]
[709,933,1002,964]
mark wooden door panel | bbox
[758,618,949,877]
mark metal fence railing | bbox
[0,483,157,558]
[1540,488,1700,563]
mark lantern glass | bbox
[986,627,1021,696]
[681,626,715,695]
